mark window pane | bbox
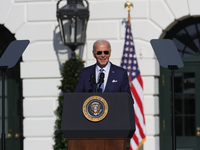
[184,73,195,93]
[184,47,198,57]
[186,25,198,39]
[184,94,195,114]
[176,29,189,44]
[175,116,183,136]
[185,116,195,136]
[175,73,183,93]
[172,38,185,52]
[175,94,182,115]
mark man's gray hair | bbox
[93,39,111,52]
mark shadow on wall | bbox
[53,25,70,73]
[53,25,85,73]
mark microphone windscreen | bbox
[100,72,104,78]
[90,73,95,78]
[89,73,95,83]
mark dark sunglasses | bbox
[96,51,109,55]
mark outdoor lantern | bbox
[56,0,89,58]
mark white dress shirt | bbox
[95,62,111,90]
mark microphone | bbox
[98,72,105,89]
[89,73,95,92]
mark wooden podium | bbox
[67,139,127,150]
[61,93,135,150]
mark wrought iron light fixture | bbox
[56,0,89,58]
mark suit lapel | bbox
[104,63,115,92]
[90,64,96,91]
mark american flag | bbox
[121,21,146,150]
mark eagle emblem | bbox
[90,102,102,116]
[82,96,108,122]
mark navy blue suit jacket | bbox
[75,63,133,102]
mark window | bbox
[164,17,200,57]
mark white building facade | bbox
[0,0,199,150]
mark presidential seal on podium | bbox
[83,95,108,122]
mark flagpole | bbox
[124,1,133,25]
[123,2,146,150]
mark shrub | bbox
[53,58,84,150]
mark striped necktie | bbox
[98,68,104,92]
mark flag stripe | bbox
[137,74,143,88]
[134,110,145,139]
[132,78,143,105]
[131,80,145,124]
[133,95,146,137]
[131,95,145,133]
[132,131,139,146]
[131,81,145,123]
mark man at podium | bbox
[63,40,135,150]
[75,39,133,101]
